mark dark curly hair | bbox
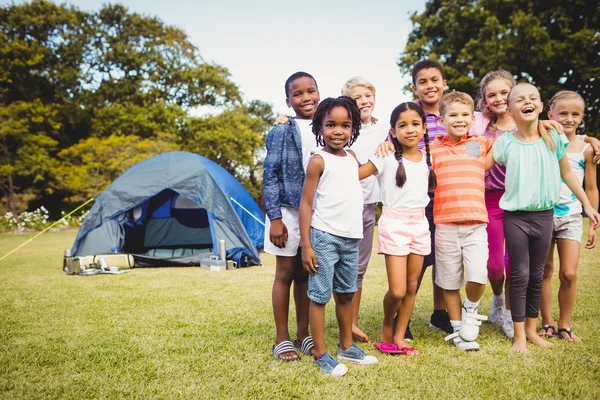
[389,102,437,190]
[311,96,361,148]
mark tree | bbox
[180,100,276,202]
[398,0,600,135]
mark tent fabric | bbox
[71,151,264,267]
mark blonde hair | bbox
[477,70,516,123]
[439,90,474,117]
[507,83,555,151]
[341,76,376,97]
[549,90,585,110]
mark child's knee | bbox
[406,281,418,296]
[388,287,406,302]
[335,292,354,304]
[559,268,577,285]
[275,265,295,285]
[543,261,554,279]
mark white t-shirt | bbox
[296,119,320,171]
[351,121,389,204]
[311,150,363,239]
[369,151,431,209]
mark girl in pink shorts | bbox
[359,102,437,356]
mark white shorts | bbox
[553,214,583,244]
[434,223,488,290]
[263,207,301,257]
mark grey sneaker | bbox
[490,295,504,325]
[314,352,348,376]
[501,312,515,339]
[337,344,378,365]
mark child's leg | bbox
[381,255,407,343]
[434,223,464,321]
[292,251,311,343]
[463,224,489,304]
[336,292,355,351]
[556,238,582,341]
[504,211,532,353]
[486,192,506,296]
[310,300,327,359]
[352,203,376,342]
[394,253,423,353]
[272,254,300,360]
[540,242,556,334]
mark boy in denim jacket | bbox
[263,71,320,361]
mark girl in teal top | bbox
[486,83,600,355]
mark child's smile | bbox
[508,84,543,123]
[440,103,474,141]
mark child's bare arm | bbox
[560,156,600,229]
[540,120,563,133]
[584,145,599,211]
[299,155,324,276]
[375,141,394,157]
[359,160,378,180]
[580,136,600,164]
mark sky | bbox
[10,0,428,120]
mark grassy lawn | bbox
[1,225,600,399]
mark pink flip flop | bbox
[374,342,401,354]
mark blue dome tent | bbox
[71,152,264,267]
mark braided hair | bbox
[389,102,437,190]
[311,96,361,148]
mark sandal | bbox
[293,336,314,356]
[272,340,300,361]
[538,325,557,338]
[557,328,581,343]
[375,342,401,354]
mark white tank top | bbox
[554,143,589,217]
[311,149,364,239]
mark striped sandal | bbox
[272,341,300,361]
[293,336,314,356]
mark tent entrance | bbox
[122,189,214,260]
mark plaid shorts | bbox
[308,227,360,304]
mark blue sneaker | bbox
[314,352,348,376]
[337,344,378,365]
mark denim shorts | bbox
[308,227,359,304]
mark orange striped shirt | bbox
[431,135,493,224]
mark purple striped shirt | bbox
[419,108,446,150]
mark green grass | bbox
[1,226,599,399]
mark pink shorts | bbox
[378,206,431,256]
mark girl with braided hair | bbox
[357,102,436,356]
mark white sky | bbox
[8,0,427,120]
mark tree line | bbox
[0,0,274,215]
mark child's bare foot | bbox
[526,331,554,348]
[394,339,419,356]
[352,324,369,342]
[511,336,528,354]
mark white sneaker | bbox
[501,312,514,339]
[445,331,480,352]
[460,306,488,342]
[489,294,504,324]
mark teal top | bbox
[492,129,569,212]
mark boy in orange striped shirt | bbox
[430,91,493,351]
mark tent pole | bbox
[229,197,265,227]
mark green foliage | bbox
[399,0,600,135]
[52,134,178,203]
[0,0,274,212]
[180,100,275,201]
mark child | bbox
[358,102,437,356]
[263,71,320,361]
[299,96,378,376]
[409,60,453,336]
[472,70,518,338]
[429,91,493,352]
[539,91,599,342]
[488,83,600,354]
[340,77,389,343]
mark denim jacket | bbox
[263,117,305,221]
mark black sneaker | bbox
[429,310,453,334]
[404,321,413,342]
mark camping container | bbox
[78,254,134,270]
